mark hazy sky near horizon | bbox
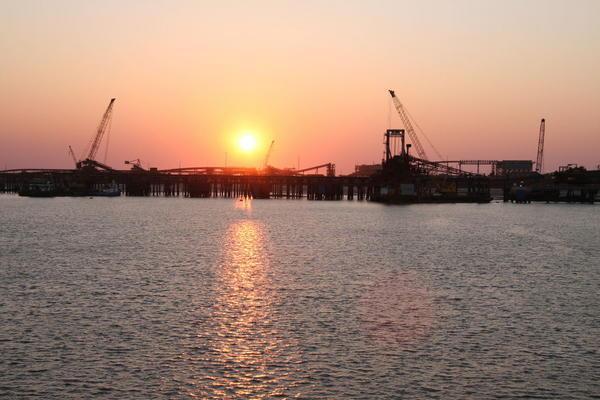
[1,0,599,172]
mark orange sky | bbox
[1,0,599,173]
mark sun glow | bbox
[238,133,257,153]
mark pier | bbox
[2,165,597,203]
[0,168,373,201]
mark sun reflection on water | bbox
[195,219,301,398]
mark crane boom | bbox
[263,140,275,169]
[388,90,428,160]
[535,118,545,173]
[68,145,78,166]
[85,98,116,161]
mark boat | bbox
[90,182,121,197]
[18,179,57,197]
[506,182,532,203]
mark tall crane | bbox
[81,98,116,164]
[263,140,275,169]
[388,90,427,160]
[535,118,545,174]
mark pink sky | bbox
[1,0,599,173]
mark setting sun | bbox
[238,133,257,153]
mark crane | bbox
[125,158,144,171]
[68,145,78,167]
[81,98,116,164]
[263,140,275,169]
[535,118,545,174]
[388,90,428,160]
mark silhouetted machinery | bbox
[74,98,116,171]
[68,145,78,167]
[125,158,145,171]
[295,163,336,177]
[263,140,275,170]
[535,118,546,173]
[388,90,428,160]
[388,90,444,162]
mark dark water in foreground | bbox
[1,196,599,399]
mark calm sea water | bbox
[1,196,599,399]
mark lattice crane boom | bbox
[535,118,545,173]
[388,90,428,160]
[68,145,78,166]
[263,140,275,169]
[83,98,116,161]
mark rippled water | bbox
[1,196,599,399]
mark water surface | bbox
[1,196,599,398]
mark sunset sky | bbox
[1,0,599,173]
